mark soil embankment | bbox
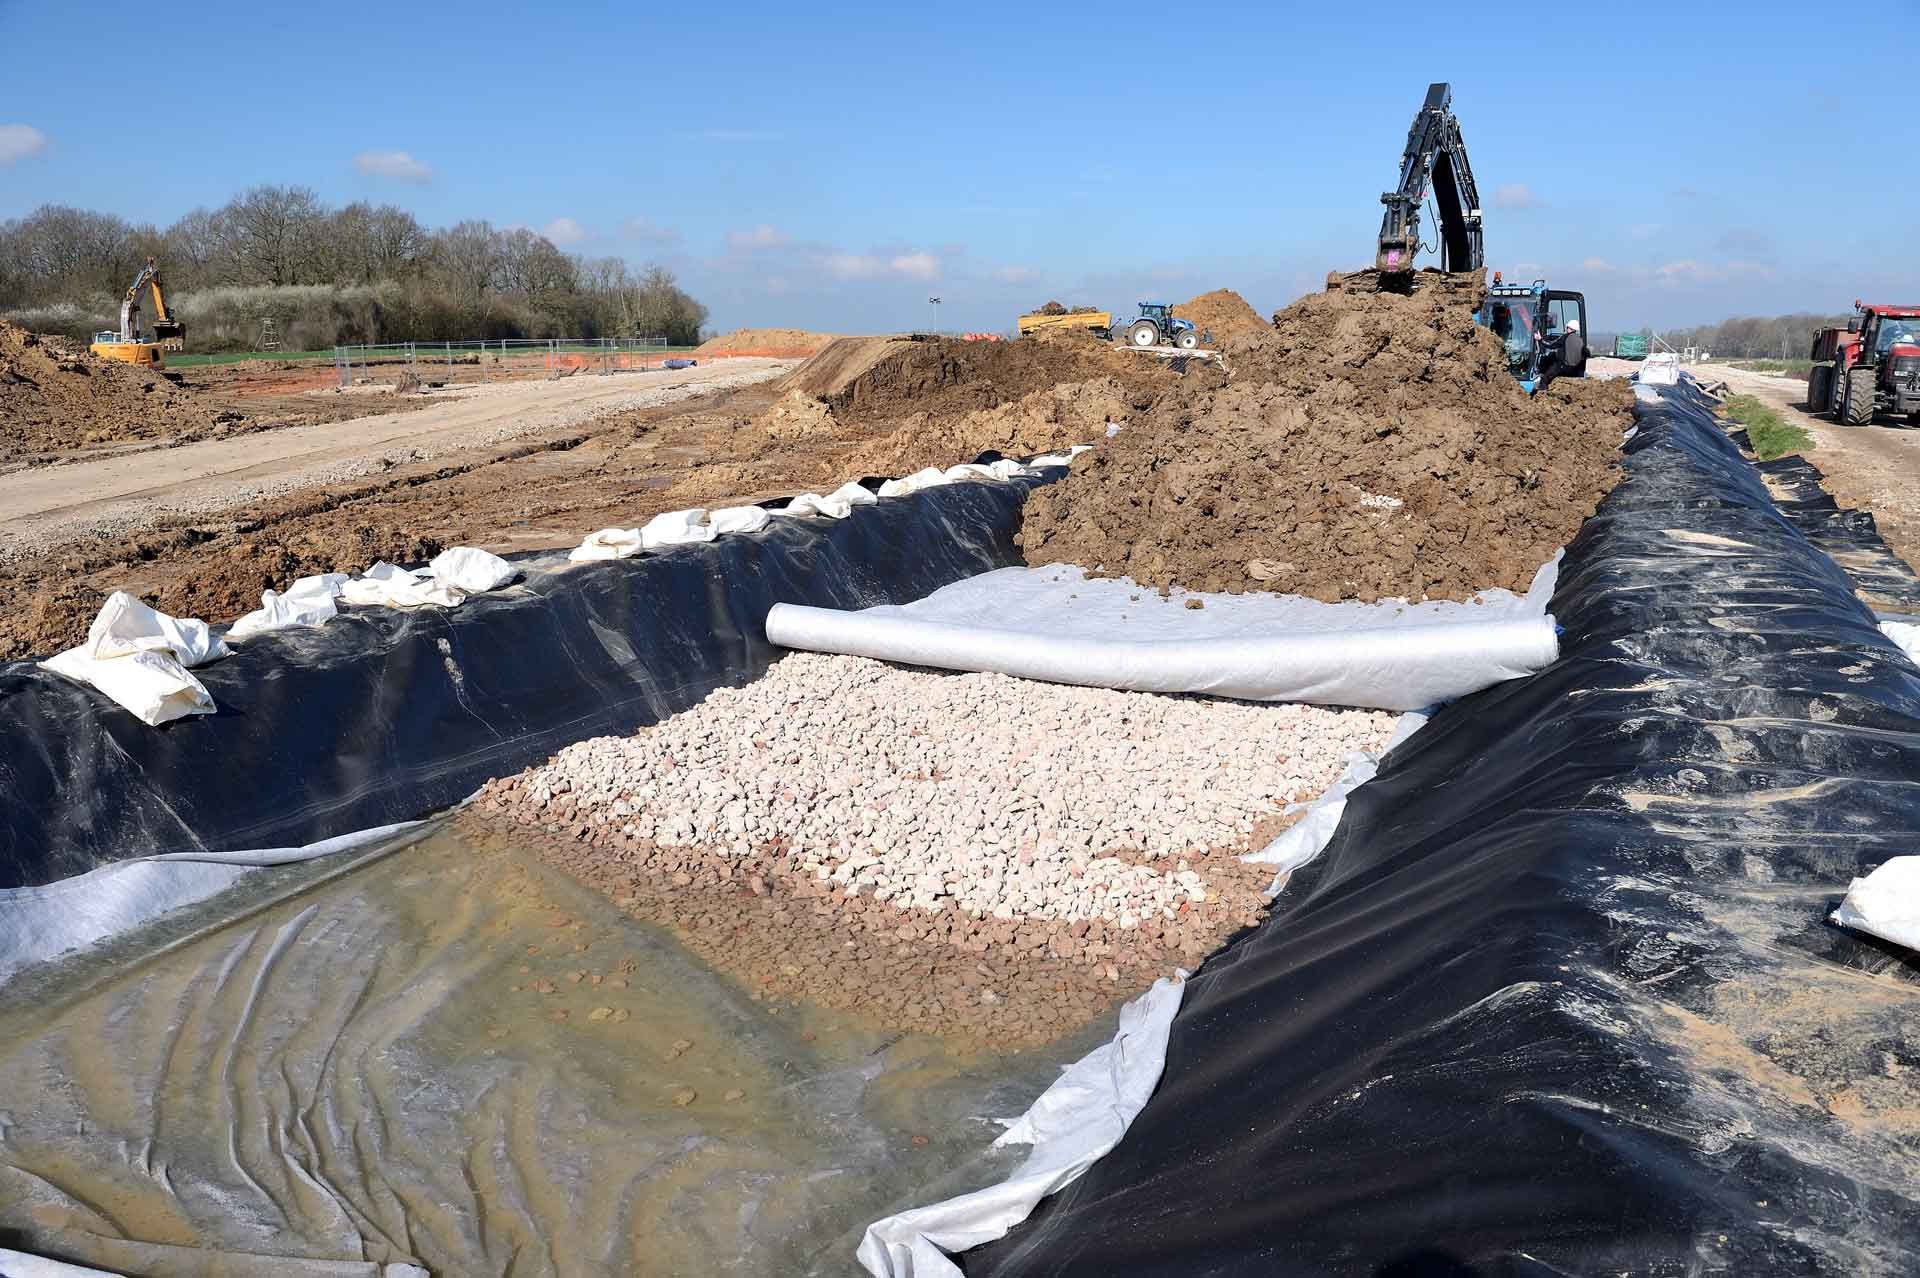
[1020,271,1634,600]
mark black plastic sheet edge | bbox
[963,385,1920,1276]
[0,476,1046,889]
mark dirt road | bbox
[0,360,792,563]
[1693,362,1920,571]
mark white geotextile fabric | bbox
[1245,709,1429,892]
[1831,856,1920,951]
[40,592,230,725]
[857,974,1184,1277]
[0,821,420,985]
[1882,618,1919,664]
[768,557,1561,713]
[337,548,515,609]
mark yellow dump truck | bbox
[1017,309,1111,337]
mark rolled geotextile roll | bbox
[766,603,1558,711]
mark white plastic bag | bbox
[1832,857,1920,951]
[428,546,515,593]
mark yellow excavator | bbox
[90,257,187,367]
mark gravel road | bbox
[0,359,793,562]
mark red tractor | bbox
[1808,302,1920,425]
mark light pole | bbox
[928,296,941,335]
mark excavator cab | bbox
[1477,276,1587,392]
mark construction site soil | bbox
[0,324,430,469]
[1020,271,1636,600]
[0,335,1160,660]
[1173,288,1270,344]
[692,327,841,358]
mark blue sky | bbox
[3,1,1915,336]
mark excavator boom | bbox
[1375,82,1483,280]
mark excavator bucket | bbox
[151,319,186,351]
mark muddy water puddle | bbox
[0,824,1109,1275]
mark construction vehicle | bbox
[1017,307,1112,337]
[89,257,186,367]
[1120,302,1201,350]
[1476,274,1589,392]
[1809,303,1920,425]
[1370,83,1586,392]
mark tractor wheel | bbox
[1128,320,1159,348]
[1175,328,1200,350]
[1806,365,1833,416]
[1842,367,1877,425]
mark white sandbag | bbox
[569,527,644,562]
[1832,857,1920,951]
[337,562,463,609]
[429,546,515,593]
[83,590,227,666]
[767,562,1562,712]
[639,508,716,548]
[708,505,772,535]
[858,975,1183,1278]
[227,573,350,640]
[40,593,229,726]
[42,646,214,726]
[1639,352,1681,386]
[878,467,953,498]
[778,481,879,520]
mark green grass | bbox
[1722,393,1814,460]
[166,348,335,367]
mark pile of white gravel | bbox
[511,653,1395,927]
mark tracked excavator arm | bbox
[120,257,186,349]
[1375,82,1483,282]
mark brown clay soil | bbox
[825,333,1177,424]
[1173,288,1270,344]
[693,327,841,358]
[0,333,1173,661]
[1020,271,1635,601]
[470,799,1279,1048]
[0,325,432,470]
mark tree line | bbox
[0,186,708,351]
[1594,312,1853,360]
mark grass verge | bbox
[1727,358,1813,379]
[1722,393,1814,460]
[167,348,335,367]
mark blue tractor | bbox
[1476,275,1589,393]
[1119,302,1201,350]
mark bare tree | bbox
[221,185,327,285]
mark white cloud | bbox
[994,265,1039,285]
[889,252,941,280]
[1652,259,1776,285]
[543,217,588,246]
[0,124,48,166]
[727,224,788,252]
[1492,182,1542,210]
[820,250,942,281]
[623,216,680,243]
[353,149,433,182]
[1581,257,1614,273]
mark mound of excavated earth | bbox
[1019,271,1634,601]
[691,327,840,357]
[0,322,246,459]
[1173,288,1270,344]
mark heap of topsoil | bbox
[732,335,1180,481]
[0,322,246,459]
[692,328,840,358]
[1019,271,1634,601]
[1173,289,1270,344]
